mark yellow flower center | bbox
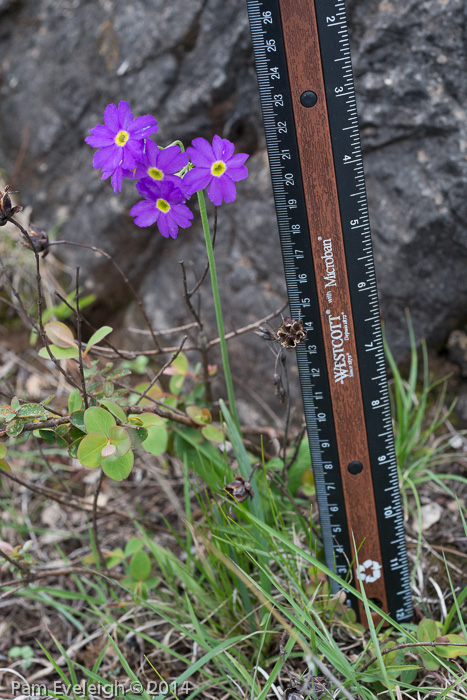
[148,167,163,180]
[157,199,170,213]
[211,160,226,177]
[115,130,129,147]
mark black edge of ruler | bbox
[246,0,413,622]
[313,0,412,622]
[246,0,354,595]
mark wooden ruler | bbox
[246,0,413,623]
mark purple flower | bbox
[130,180,193,239]
[85,101,158,193]
[183,135,249,206]
[134,141,189,190]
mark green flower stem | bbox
[197,190,240,430]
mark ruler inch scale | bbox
[247,0,413,623]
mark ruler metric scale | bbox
[246,0,413,623]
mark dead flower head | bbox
[224,473,254,502]
[0,185,22,226]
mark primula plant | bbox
[0,102,250,478]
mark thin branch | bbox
[86,301,290,359]
[75,267,89,409]
[0,565,124,596]
[46,239,161,351]
[54,290,128,360]
[359,641,467,673]
[0,469,170,531]
[134,335,187,406]
[0,547,29,576]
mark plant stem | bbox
[197,191,240,430]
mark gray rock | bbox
[0,0,466,422]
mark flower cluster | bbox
[86,101,249,239]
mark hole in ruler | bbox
[370,597,383,609]
[348,460,363,475]
[300,90,317,108]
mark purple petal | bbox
[85,124,115,147]
[103,103,119,132]
[129,114,159,139]
[208,175,237,205]
[207,177,223,206]
[171,202,194,226]
[156,214,176,238]
[226,152,249,168]
[110,166,124,193]
[130,200,159,227]
[183,168,212,195]
[188,137,215,166]
[158,145,188,173]
[226,165,248,182]
[93,145,122,172]
[212,135,234,161]
[117,101,133,129]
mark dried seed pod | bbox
[224,473,254,502]
[22,225,50,257]
[0,185,22,226]
[276,317,307,349]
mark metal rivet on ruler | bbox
[348,460,363,475]
[300,90,317,108]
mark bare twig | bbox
[0,469,169,532]
[359,640,467,673]
[134,335,187,406]
[46,239,161,351]
[0,547,29,576]
[75,267,89,409]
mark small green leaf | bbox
[171,352,188,375]
[84,326,113,356]
[201,424,225,443]
[44,321,76,348]
[132,412,166,427]
[99,399,127,424]
[130,550,151,581]
[10,396,20,411]
[0,459,11,471]
[124,538,144,557]
[17,403,47,419]
[69,411,86,432]
[101,449,134,481]
[6,419,26,437]
[128,427,148,449]
[77,433,108,468]
[142,425,168,456]
[106,426,131,458]
[0,443,6,459]
[68,438,83,459]
[186,405,212,425]
[37,429,56,444]
[68,389,83,414]
[0,405,16,420]
[434,635,467,658]
[169,373,185,395]
[84,406,116,436]
[39,344,79,359]
[418,647,440,671]
[417,618,438,643]
[106,368,132,380]
[103,381,114,397]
